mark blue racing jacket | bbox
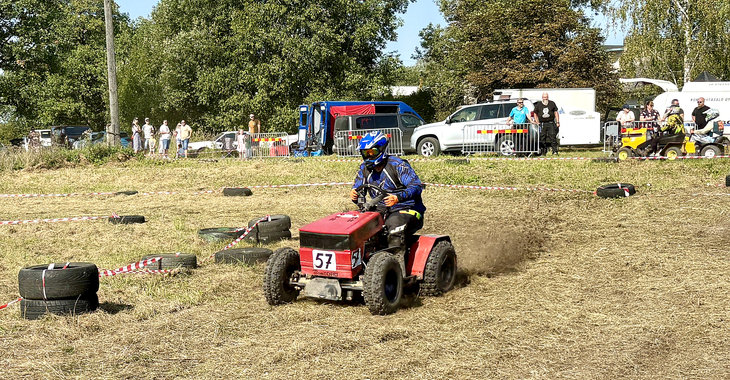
[352,156,426,215]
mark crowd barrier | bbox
[333,128,404,157]
[462,123,540,156]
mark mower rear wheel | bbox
[700,145,722,158]
[363,253,403,315]
[421,241,457,297]
[264,247,301,305]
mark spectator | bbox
[142,118,155,155]
[532,92,560,155]
[180,120,192,158]
[174,123,182,158]
[640,101,660,124]
[236,129,248,161]
[248,114,261,134]
[506,99,530,125]
[131,118,142,153]
[158,120,171,158]
[616,104,635,126]
[691,97,710,132]
[28,127,40,151]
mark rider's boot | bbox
[388,232,407,275]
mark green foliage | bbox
[416,0,619,117]
[611,0,730,85]
[0,144,131,172]
[118,0,410,135]
[0,0,131,130]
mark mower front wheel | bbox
[264,247,301,305]
[363,253,403,315]
[617,147,634,160]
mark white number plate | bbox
[312,250,337,271]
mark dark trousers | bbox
[384,210,424,253]
[649,133,684,153]
[539,121,559,153]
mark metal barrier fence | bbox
[462,123,540,156]
[248,132,290,158]
[333,128,404,157]
[603,121,620,152]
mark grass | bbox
[0,149,729,378]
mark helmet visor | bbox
[361,147,380,160]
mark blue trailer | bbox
[293,101,423,156]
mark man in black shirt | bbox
[532,92,560,155]
[692,97,710,130]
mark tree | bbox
[611,0,730,85]
[0,0,130,133]
[416,0,619,117]
[118,0,410,134]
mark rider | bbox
[350,131,426,260]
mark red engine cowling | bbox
[299,211,383,279]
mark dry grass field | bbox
[1,151,729,379]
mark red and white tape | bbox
[201,215,270,263]
[0,297,22,311]
[0,215,106,226]
[225,182,351,190]
[121,269,176,275]
[629,155,730,160]
[423,182,591,194]
[0,191,117,198]
[99,256,162,277]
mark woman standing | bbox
[131,118,142,153]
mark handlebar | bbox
[355,184,391,212]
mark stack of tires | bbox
[18,263,99,320]
[247,215,292,243]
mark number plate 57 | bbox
[312,250,336,271]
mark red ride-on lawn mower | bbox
[264,184,457,315]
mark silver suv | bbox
[410,100,536,156]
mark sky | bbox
[115,0,624,66]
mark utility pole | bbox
[103,0,120,146]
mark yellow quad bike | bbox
[617,121,728,160]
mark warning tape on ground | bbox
[629,155,730,160]
[99,256,162,277]
[0,192,117,198]
[0,215,107,226]
[423,182,592,194]
[0,297,22,311]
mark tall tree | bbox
[417,0,619,117]
[0,0,130,131]
[611,0,730,85]
[118,0,409,134]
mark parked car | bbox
[410,100,539,156]
[333,113,424,154]
[73,131,130,149]
[51,126,91,147]
[188,131,238,156]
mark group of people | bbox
[131,118,193,158]
[506,92,561,155]
[617,97,720,156]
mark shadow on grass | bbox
[99,301,134,315]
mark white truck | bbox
[493,88,602,146]
[620,78,730,125]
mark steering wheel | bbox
[355,184,391,212]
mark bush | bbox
[0,144,133,171]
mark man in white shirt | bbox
[616,105,635,126]
[158,120,171,158]
[142,118,155,154]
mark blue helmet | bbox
[358,131,389,169]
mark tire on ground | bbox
[18,263,99,300]
[198,227,248,243]
[248,214,291,233]
[592,157,618,163]
[20,293,99,320]
[726,174,730,187]
[258,229,292,243]
[215,247,273,265]
[362,253,403,315]
[444,159,469,165]
[222,187,253,197]
[114,190,138,196]
[421,240,457,297]
[108,215,146,224]
[264,247,301,305]
[596,183,636,198]
[141,253,198,270]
